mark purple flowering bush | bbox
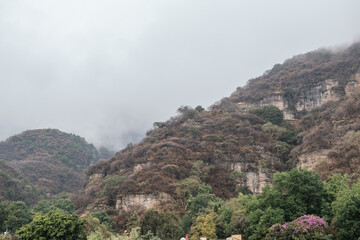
[265,215,331,240]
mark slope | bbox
[0,129,99,203]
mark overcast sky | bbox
[0,0,360,150]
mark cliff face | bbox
[292,85,360,180]
[244,78,341,120]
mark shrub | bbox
[266,215,329,240]
[249,105,283,125]
[161,164,181,179]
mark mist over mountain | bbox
[0,0,359,150]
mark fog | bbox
[0,0,359,150]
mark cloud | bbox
[0,0,360,150]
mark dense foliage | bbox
[17,210,87,240]
[0,201,31,233]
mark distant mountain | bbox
[0,129,99,203]
[77,42,360,229]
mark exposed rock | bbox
[226,159,274,194]
[244,169,269,194]
[298,150,331,170]
[115,193,172,211]
[295,79,340,112]
[133,163,151,175]
[256,79,340,120]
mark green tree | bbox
[187,184,222,218]
[91,210,114,230]
[32,198,74,214]
[17,210,86,240]
[322,173,350,221]
[249,207,284,240]
[82,212,112,240]
[140,209,183,240]
[195,105,205,112]
[190,212,222,240]
[53,198,75,213]
[271,168,326,221]
[261,122,287,141]
[244,169,327,240]
[332,180,360,240]
[0,201,32,232]
[249,105,283,125]
[176,177,201,210]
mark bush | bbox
[161,164,181,179]
[266,215,330,240]
[249,105,284,125]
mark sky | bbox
[0,0,360,150]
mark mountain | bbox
[78,42,360,229]
[0,129,99,204]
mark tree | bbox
[332,180,360,240]
[261,122,286,141]
[176,177,201,210]
[195,105,205,112]
[271,168,326,221]
[32,198,74,214]
[249,105,283,125]
[190,212,223,240]
[82,212,112,240]
[140,209,183,240]
[91,210,114,230]
[187,184,222,218]
[0,201,31,232]
[17,210,86,240]
[248,207,284,240]
[244,169,328,240]
[322,173,350,221]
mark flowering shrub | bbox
[291,215,327,238]
[265,215,330,240]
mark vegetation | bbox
[0,129,99,198]
[0,201,31,232]
[17,210,86,240]
[249,105,284,125]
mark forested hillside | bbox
[0,129,99,204]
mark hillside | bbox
[78,42,360,230]
[0,129,99,203]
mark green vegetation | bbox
[17,210,86,240]
[0,201,31,232]
[33,197,75,214]
[140,209,183,240]
[249,105,284,125]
